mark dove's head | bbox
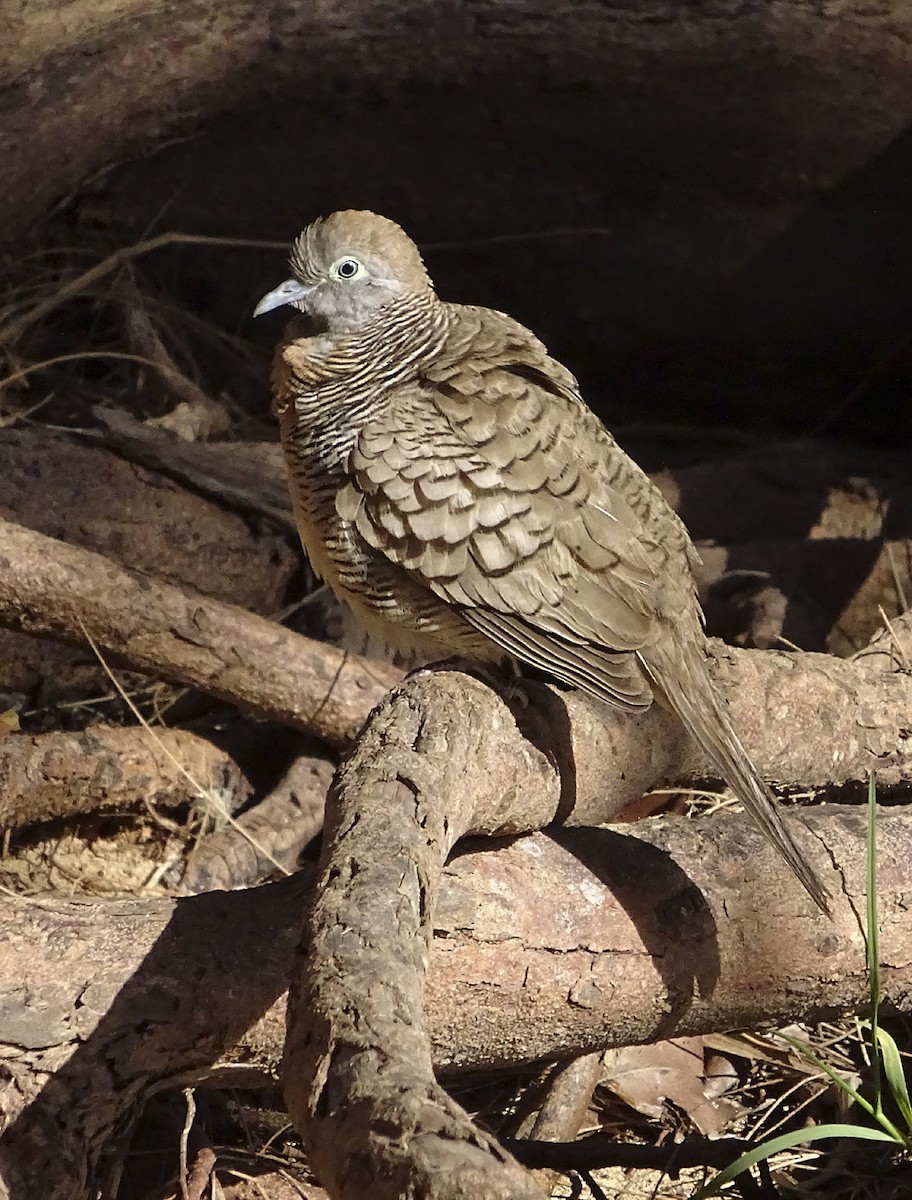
[254,210,435,332]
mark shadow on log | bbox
[0,806,909,1200]
[0,506,912,1196]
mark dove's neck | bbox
[276,291,449,483]
[291,291,449,411]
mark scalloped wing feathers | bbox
[274,248,828,910]
[336,306,696,710]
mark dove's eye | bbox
[332,257,364,281]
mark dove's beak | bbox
[254,278,315,316]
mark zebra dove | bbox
[256,209,829,913]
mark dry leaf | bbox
[0,708,20,736]
[602,1038,742,1138]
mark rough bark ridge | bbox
[172,749,331,893]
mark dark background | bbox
[76,88,912,453]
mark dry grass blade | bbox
[179,1087,197,1200]
[77,618,291,880]
[876,606,911,671]
[0,350,176,395]
[118,269,216,414]
[0,231,286,349]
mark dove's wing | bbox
[336,306,689,710]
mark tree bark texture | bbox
[171,749,332,893]
[0,723,249,830]
[285,660,887,1200]
[1,808,910,1200]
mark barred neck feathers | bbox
[287,290,449,411]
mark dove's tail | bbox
[639,640,831,916]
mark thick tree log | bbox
[0,723,249,830]
[1,810,910,1200]
[3,1,912,246]
[82,418,297,534]
[0,430,294,612]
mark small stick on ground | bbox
[527,1053,604,1194]
[529,1055,604,1143]
[174,750,332,893]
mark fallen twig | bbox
[172,749,332,892]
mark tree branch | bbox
[0,723,250,830]
[287,662,884,1200]
[171,749,332,892]
[0,516,400,748]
